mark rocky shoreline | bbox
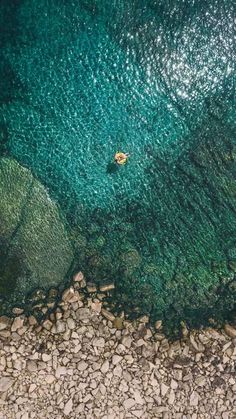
[0,272,236,418]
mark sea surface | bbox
[0,0,235,334]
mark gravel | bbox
[0,278,236,418]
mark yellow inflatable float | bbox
[114,152,129,165]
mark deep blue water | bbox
[0,0,236,333]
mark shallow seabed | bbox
[0,0,236,334]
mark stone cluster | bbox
[0,273,236,418]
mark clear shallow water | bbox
[0,0,236,334]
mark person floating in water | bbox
[114,152,129,165]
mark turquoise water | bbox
[0,0,236,334]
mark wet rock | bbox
[101,308,115,321]
[12,308,24,315]
[76,308,90,321]
[86,282,97,293]
[42,319,53,331]
[113,317,124,330]
[0,316,11,331]
[11,316,24,332]
[224,324,236,338]
[62,287,75,303]
[99,283,115,292]
[90,300,102,314]
[155,320,162,330]
[73,271,84,282]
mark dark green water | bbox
[0,0,236,334]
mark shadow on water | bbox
[106,161,119,174]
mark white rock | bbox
[190,391,199,406]
[55,320,66,334]
[64,398,73,416]
[170,379,178,389]
[132,410,144,418]
[168,390,175,404]
[101,360,110,374]
[161,383,169,397]
[27,361,37,372]
[0,377,13,392]
[113,364,122,377]
[112,355,122,365]
[133,391,144,405]
[93,337,105,348]
[29,384,37,393]
[55,366,67,378]
[45,375,55,384]
[67,318,76,330]
[77,361,88,371]
[121,335,132,348]
[91,301,102,314]
[76,308,90,320]
[195,375,206,387]
[124,398,136,410]
[42,320,53,330]
[42,354,51,362]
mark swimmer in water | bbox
[114,152,129,165]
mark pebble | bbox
[101,360,110,374]
[190,391,199,406]
[161,383,169,397]
[0,377,13,392]
[124,398,136,410]
[112,355,122,365]
[0,273,235,419]
[11,317,24,332]
[77,361,88,371]
[93,337,105,348]
[26,361,37,372]
[64,398,73,416]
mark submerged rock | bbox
[0,158,74,313]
